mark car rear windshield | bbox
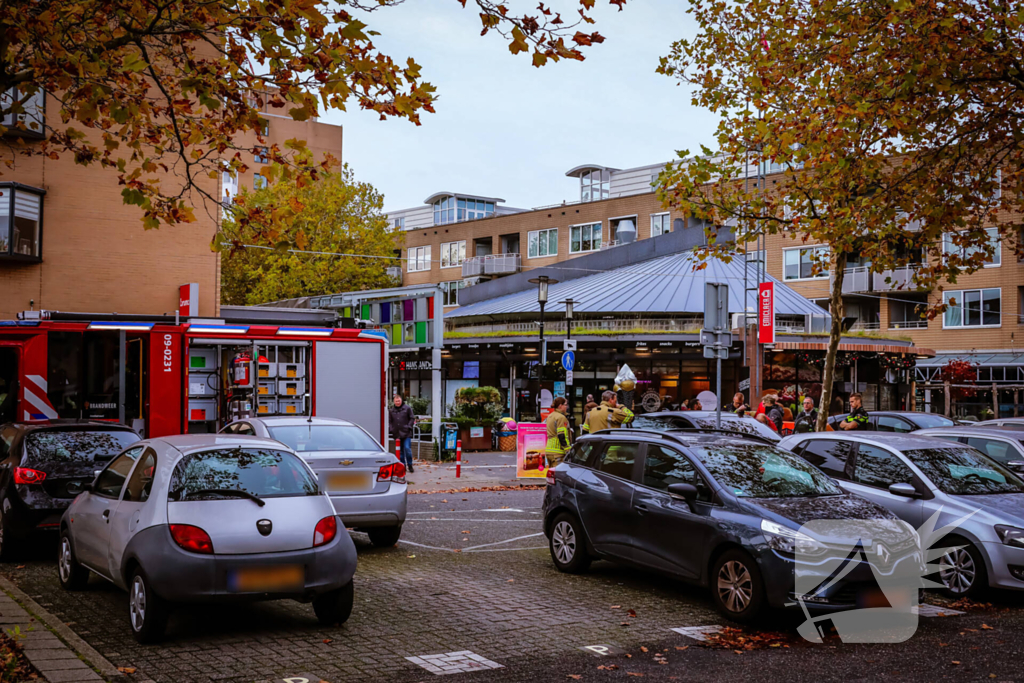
[267,425,381,453]
[689,444,843,498]
[688,417,780,441]
[25,430,140,464]
[904,447,1024,495]
[168,448,318,501]
[912,414,955,429]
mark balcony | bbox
[873,265,924,292]
[889,320,927,330]
[831,266,872,294]
[385,266,403,283]
[849,320,881,331]
[461,253,521,278]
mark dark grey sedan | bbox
[543,429,921,623]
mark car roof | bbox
[246,416,357,428]
[582,428,768,449]
[645,411,745,419]
[917,426,1024,439]
[152,433,290,455]
[978,418,1024,424]
[785,431,946,451]
[5,420,137,433]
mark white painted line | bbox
[462,532,545,551]
[462,546,548,553]
[396,539,455,552]
[671,625,725,641]
[406,652,504,675]
[914,604,966,617]
[406,518,539,522]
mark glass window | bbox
[169,448,319,501]
[943,288,1000,328]
[267,425,380,452]
[94,447,144,498]
[25,430,140,465]
[408,246,431,272]
[254,146,268,164]
[441,280,465,306]
[235,423,256,436]
[905,446,1024,495]
[527,228,557,258]
[943,227,999,267]
[783,246,829,280]
[965,438,1019,467]
[253,174,267,190]
[853,444,915,489]
[689,443,843,498]
[799,439,854,480]
[124,448,157,502]
[570,223,603,254]
[0,185,44,259]
[565,441,594,465]
[642,444,712,502]
[441,241,466,268]
[876,416,914,433]
[651,213,671,237]
[594,442,638,480]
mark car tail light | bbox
[13,467,46,485]
[545,468,556,486]
[314,515,337,547]
[377,464,394,481]
[391,461,407,484]
[169,524,214,554]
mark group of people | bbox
[730,390,869,434]
[544,390,634,467]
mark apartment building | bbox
[0,89,343,320]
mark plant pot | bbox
[459,426,492,451]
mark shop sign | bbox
[179,283,199,317]
[739,378,750,391]
[636,341,648,348]
[470,426,484,438]
[516,423,548,479]
[403,360,433,370]
[758,282,775,344]
[659,342,674,347]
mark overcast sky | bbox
[323,0,719,213]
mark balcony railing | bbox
[849,320,881,331]
[889,320,927,330]
[385,266,403,282]
[832,266,872,294]
[873,265,924,292]
[461,253,521,278]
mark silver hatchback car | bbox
[58,435,357,643]
[222,417,407,547]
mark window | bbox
[0,183,45,260]
[25,430,140,463]
[565,441,595,465]
[254,146,269,164]
[392,217,404,231]
[457,198,494,222]
[169,448,318,501]
[651,213,671,237]
[527,228,557,258]
[570,223,602,254]
[441,280,466,306]
[852,444,915,489]
[235,423,256,436]
[580,170,610,202]
[943,288,1000,328]
[124,448,157,503]
[94,447,144,498]
[783,245,829,280]
[745,250,766,270]
[267,425,380,452]
[407,245,431,272]
[594,442,638,480]
[440,241,466,268]
[221,169,239,208]
[876,415,914,433]
[965,437,1018,467]
[942,227,1000,267]
[642,444,712,502]
[1,86,45,138]
[254,173,267,190]
[799,439,854,480]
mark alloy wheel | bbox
[717,560,753,613]
[58,538,72,583]
[552,521,576,564]
[130,575,147,632]
[939,547,976,594]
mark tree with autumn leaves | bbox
[658,0,1024,431]
[0,0,625,241]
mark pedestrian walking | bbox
[582,390,635,433]
[388,394,416,473]
[544,397,572,468]
[794,397,819,433]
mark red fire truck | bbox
[0,312,389,444]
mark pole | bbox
[716,356,722,429]
[539,300,547,372]
[431,346,442,452]
[566,316,574,432]
[456,439,462,478]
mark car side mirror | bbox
[888,482,920,498]
[667,483,699,508]
[1008,460,1024,472]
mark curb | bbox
[0,574,126,683]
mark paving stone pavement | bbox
[0,490,720,683]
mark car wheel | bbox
[711,549,766,624]
[313,580,354,626]
[367,525,402,548]
[937,538,988,599]
[549,512,591,574]
[57,533,89,591]
[129,567,169,644]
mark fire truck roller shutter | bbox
[314,341,384,443]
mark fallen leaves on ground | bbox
[700,626,797,651]
[944,598,1009,613]
[626,673,644,677]
[597,664,618,671]
[567,676,582,680]
[610,605,621,609]
[322,639,332,644]
[461,530,471,534]
[626,609,637,617]
[118,666,137,674]
[640,646,648,653]
[410,486,545,495]
[0,632,39,681]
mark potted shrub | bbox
[451,386,503,451]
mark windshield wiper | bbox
[182,488,265,507]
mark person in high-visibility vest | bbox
[545,397,572,467]
[582,390,634,433]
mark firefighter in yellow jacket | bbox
[545,397,572,467]
[582,390,634,433]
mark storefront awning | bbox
[772,341,934,356]
[916,351,1024,367]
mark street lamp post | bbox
[528,275,559,418]
[561,298,575,429]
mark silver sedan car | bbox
[221,417,407,547]
[58,435,357,643]
[780,432,1024,599]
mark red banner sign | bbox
[758,282,775,344]
[179,283,199,317]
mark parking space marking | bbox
[580,645,627,657]
[397,539,457,552]
[406,651,504,675]
[914,604,966,617]
[670,625,725,641]
[463,532,545,552]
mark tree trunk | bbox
[815,251,848,432]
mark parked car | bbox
[630,411,781,443]
[221,417,406,547]
[826,411,956,432]
[974,418,1024,430]
[543,429,918,623]
[59,434,357,642]
[779,432,1024,598]
[0,421,139,558]
[915,426,1024,475]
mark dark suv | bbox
[0,421,139,558]
[543,429,921,623]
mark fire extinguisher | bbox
[231,351,252,387]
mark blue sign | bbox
[561,351,576,371]
[445,428,457,450]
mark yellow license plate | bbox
[230,564,303,592]
[327,472,373,492]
